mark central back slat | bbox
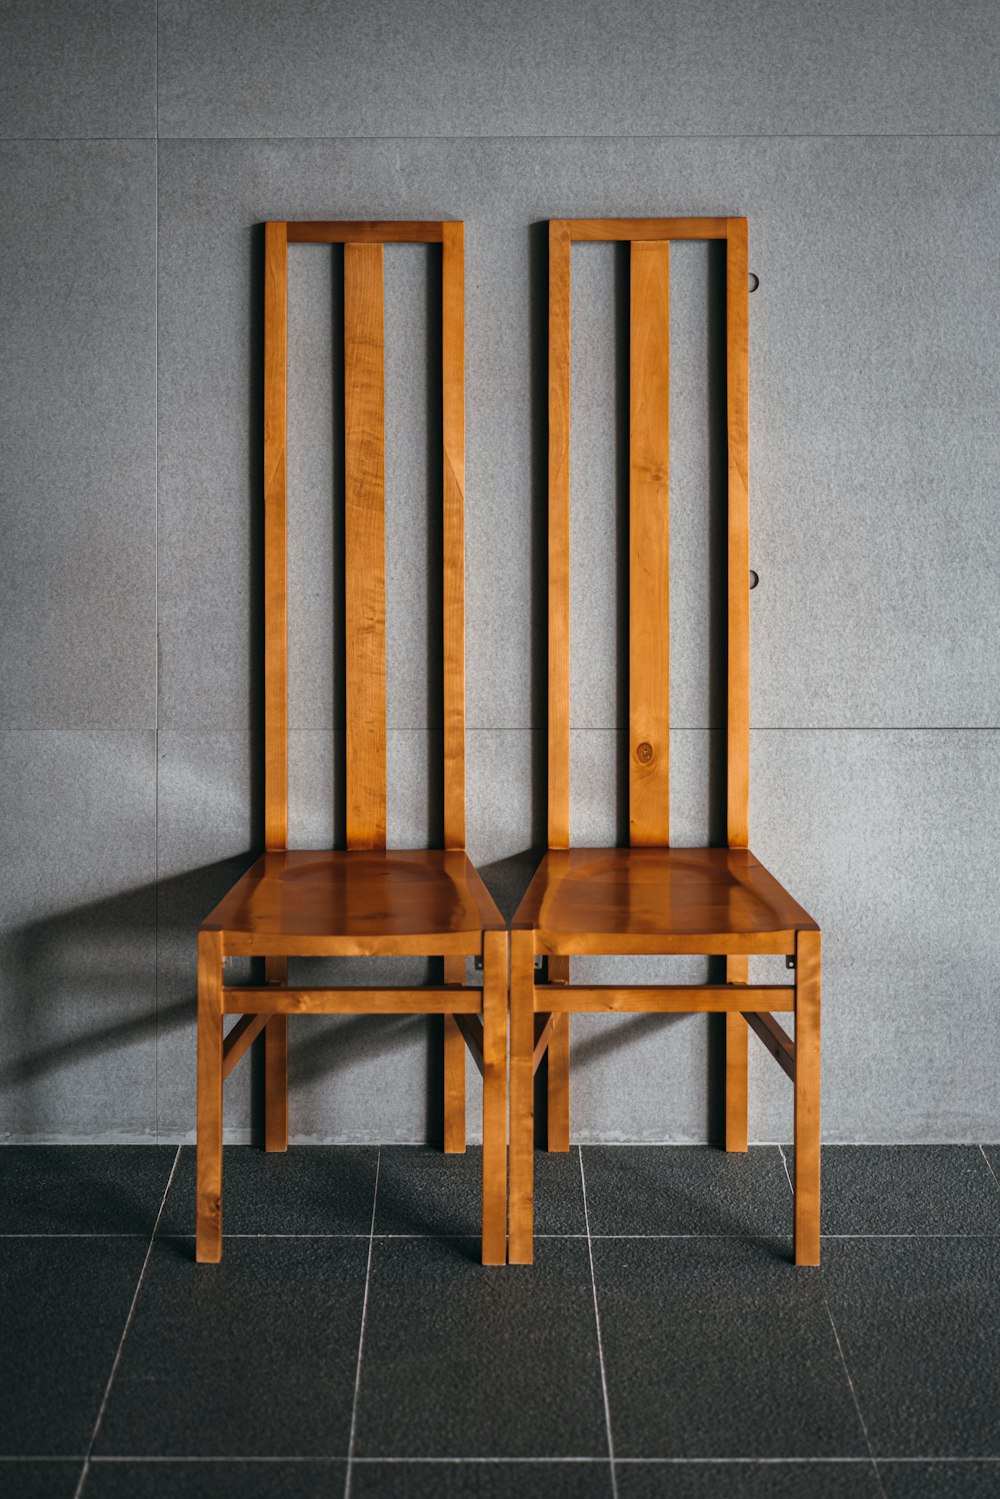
[628,241,671,846]
[344,242,387,850]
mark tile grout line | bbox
[820,1285,890,1499]
[73,1145,181,1499]
[578,1146,619,1499]
[980,1145,1000,1195]
[343,1147,381,1499]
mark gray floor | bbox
[1,1145,998,1498]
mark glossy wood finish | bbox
[548,219,572,850]
[344,242,387,850]
[629,241,671,847]
[263,221,288,851]
[196,221,505,1265]
[509,216,822,1268]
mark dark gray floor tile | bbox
[801,1147,1000,1236]
[352,1460,613,1497]
[0,1461,83,1498]
[616,1461,883,1497]
[0,1239,147,1454]
[375,1147,585,1238]
[582,1147,791,1238]
[95,1238,368,1456]
[354,1237,608,1458]
[594,1238,867,1458]
[85,1459,345,1498]
[0,1146,176,1235]
[158,1146,378,1236]
[880,1460,1000,1498]
[822,1238,1000,1457]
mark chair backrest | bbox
[263,220,466,853]
[547,217,750,851]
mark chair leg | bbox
[443,958,467,1153]
[546,958,570,1152]
[264,957,288,1153]
[794,929,822,1266]
[725,956,749,1152]
[480,931,508,1266]
[508,928,536,1264]
[196,929,224,1263]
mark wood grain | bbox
[548,219,572,849]
[344,241,387,850]
[222,986,484,1014]
[221,1012,268,1080]
[538,984,793,1013]
[263,955,288,1152]
[725,955,749,1152]
[726,217,751,849]
[508,927,536,1263]
[744,1009,795,1080]
[441,222,467,849]
[566,218,729,242]
[264,221,288,851]
[481,928,508,1265]
[443,955,467,1153]
[629,241,671,847]
[287,220,446,243]
[196,929,224,1263]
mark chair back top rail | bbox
[546,215,749,851]
[263,220,466,852]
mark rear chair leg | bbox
[725,955,749,1152]
[546,957,570,1152]
[480,931,508,1265]
[443,957,467,1153]
[508,929,536,1264]
[264,956,288,1152]
[196,929,224,1263]
[794,929,822,1265]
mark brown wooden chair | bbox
[509,217,821,1267]
[197,220,508,1266]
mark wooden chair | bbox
[197,220,508,1266]
[509,218,822,1267]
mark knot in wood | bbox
[636,741,654,765]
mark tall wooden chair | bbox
[510,218,821,1267]
[197,220,508,1266]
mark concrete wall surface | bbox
[2,1,998,1143]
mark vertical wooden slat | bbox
[794,928,822,1265]
[725,955,749,1151]
[628,241,671,847]
[726,218,751,849]
[196,929,224,1263]
[264,222,289,851]
[441,223,466,849]
[481,929,508,1265]
[344,242,387,850]
[548,220,572,849]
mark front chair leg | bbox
[794,929,822,1265]
[264,957,288,1153]
[196,929,224,1263]
[725,956,749,1152]
[443,958,467,1153]
[546,957,570,1152]
[508,928,536,1264]
[480,931,508,1265]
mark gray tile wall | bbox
[2,2,997,1142]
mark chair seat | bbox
[202,849,504,957]
[513,847,817,956]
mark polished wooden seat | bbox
[205,850,501,954]
[517,847,817,955]
[197,220,507,1266]
[510,218,822,1267]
